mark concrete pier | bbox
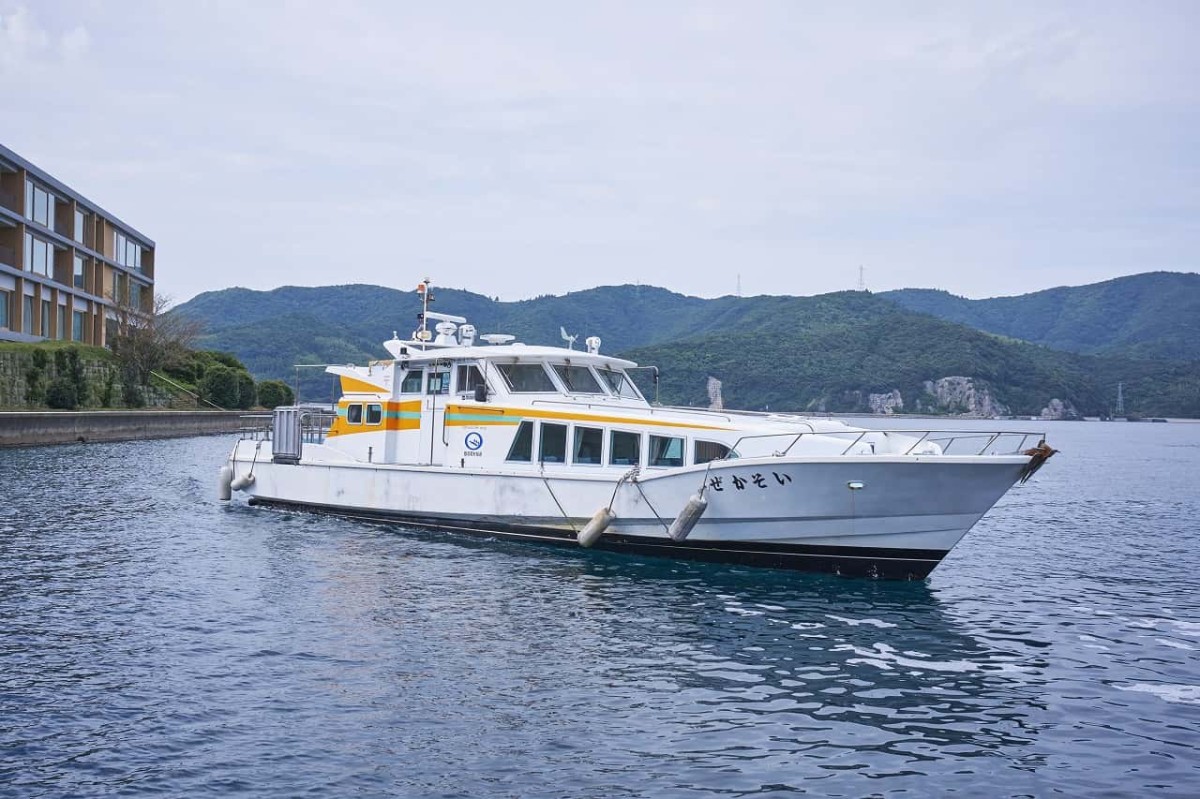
[0,410,245,447]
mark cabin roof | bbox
[391,343,637,369]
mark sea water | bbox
[2,420,1199,797]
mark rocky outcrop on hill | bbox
[868,390,903,414]
[920,376,1009,417]
[1039,398,1079,420]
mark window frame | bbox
[694,440,733,464]
[496,362,560,393]
[506,421,534,462]
[552,363,607,395]
[365,403,383,425]
[596,367,645,401]
[399,369,424,394]
[571,425,604,466]
[608,429,642,467]
[648,434,685,468]
[538,422,568,464]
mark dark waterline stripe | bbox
[248,497,947,580]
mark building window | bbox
[74,209,87,244]
[649,435,684,467]
[57,306,66,340]
[112,230,145,272]
[346,403,363,425]
[0,290,10,330]
[72,310,84,341]
[24,233,52,277]
[25,180,54,229]
[130,282,142,311]
[73,255,86,289]
[22,296,33,334]
[41,300,51,337]
[609,430,641,466]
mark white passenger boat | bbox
[220,281,1055,579]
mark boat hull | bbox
[229,440,1029,579]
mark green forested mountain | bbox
[172,279,1200,417]
[880,272,1200,361]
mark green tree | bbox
[257,379,294,409]
[235,370,257,410]
[198,364,240,409]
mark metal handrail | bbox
[728,428,1046,458]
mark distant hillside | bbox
[172,279,1200,417]
[626,294,1200,417]
[880,272,1200,361]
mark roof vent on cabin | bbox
[481,334,515,345]
[586,336,601,355]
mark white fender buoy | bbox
[668,493,708,542]
[230,473,257,492]
[577,507,615,548]
[218,465,233,501]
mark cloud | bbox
[1,1,1197,303]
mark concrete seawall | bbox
[0,410,246,448]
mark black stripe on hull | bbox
[247,497,947,580]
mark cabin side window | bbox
[539,423,568,463]
[426,368,450,394]
[694,440,731,464]
[609,430,641,466]
[346,404,364,425]
[649,435,684,467]
[496,363,558,393]
[399,370,423,394]
[573,426,603,464]
[365,403,383,425]
[506,421,534,462]
[552,364,605,394]
[456,364,486,394]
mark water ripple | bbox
[2,425,1200,797]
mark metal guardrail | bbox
[239,409,336,445]
[729,429,1047,457]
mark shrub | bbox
[46,378,79,410]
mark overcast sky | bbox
[2,1,1196,304]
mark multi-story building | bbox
[0,143,155,346]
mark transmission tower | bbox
[857,265,866,292]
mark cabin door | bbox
[420,365,451,465]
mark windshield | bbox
[496,363,558,393]
[553,364,606,394]
[596,368,643,400]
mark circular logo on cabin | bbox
[465,432,484,451]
